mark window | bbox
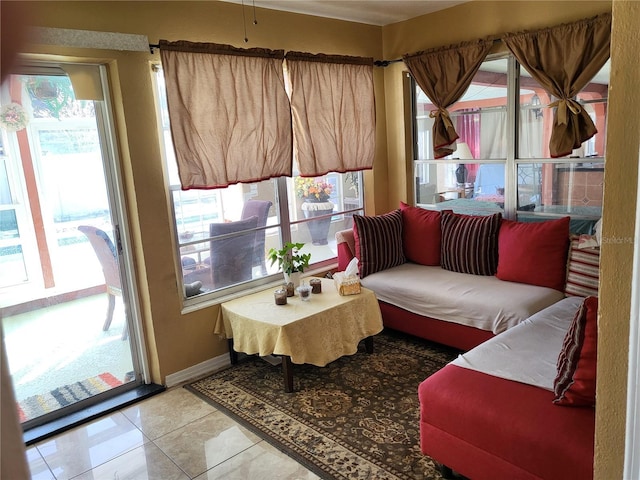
[153,68,364,305]
[412,54,608,234]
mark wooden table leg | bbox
[282,355,294,393]
[364,336,374,354]
[228,339,238,365]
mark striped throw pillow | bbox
[440,211,502,276]
[565,234,600,297]
[554,296,598,407]
[353,210,405,278]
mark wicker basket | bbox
[333,272,361,296]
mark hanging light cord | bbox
[241,0,258,42]
[241,0,249,42]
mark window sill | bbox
[179,263,338,315]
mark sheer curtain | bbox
[285,52,375,176]
[403,39,494,158]
[480,110,507,159]
[503,13,611,157]
[519,108,544,159]
[456,111,480,181]
[475,111,507,196]
[159,40,292,189]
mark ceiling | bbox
[220,0,469,26]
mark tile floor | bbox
[26,386,320,480]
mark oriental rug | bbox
[185,330,459,480]
[17,372,122,423]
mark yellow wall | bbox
[3,0,637,477]
[3,1,385,384]
[595,1,640,478]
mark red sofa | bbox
[338,227,496,350]
[418,297,596,479]
[419,364,595,479]
[336,207,601,479]
[335,216,566,351]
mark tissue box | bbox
[333,272,361,296]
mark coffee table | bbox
[213,277,383,392]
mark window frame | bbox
[152,65,364,309]
[410,52,607,229]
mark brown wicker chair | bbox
[78,225,127,340]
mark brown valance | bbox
[158,39,285,59]
[403,39,494,159]
[286,52,376,176]
[285,51,373,66]
[502,13,611,157]
[160,41,292,189]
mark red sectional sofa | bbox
[337,228,495,348]
[419,364,595,479]
[335,205,570,351]
[336,205,601,479]
[419,296,597,479]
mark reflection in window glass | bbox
[415,160,505,215]
[516,162,603,233]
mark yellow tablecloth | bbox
[214,277,383,366]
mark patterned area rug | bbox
[186,330,459,479]
[17,372,122,423]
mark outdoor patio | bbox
[1,281,134,424]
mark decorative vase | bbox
[301,201,334,246]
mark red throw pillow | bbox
[440,211,502,276]
[553,296,598,407]
[353,210,405,278]
[496,217,570,291]
[399,201,441,266]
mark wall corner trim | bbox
[164,354,229,388]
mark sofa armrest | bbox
[336,229,355,271]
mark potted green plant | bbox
[267,242,311,287]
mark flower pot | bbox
[284,271,302,289]
[301,201,334,246]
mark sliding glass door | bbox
[0,65,143,428]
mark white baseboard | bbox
[164,353,230,388]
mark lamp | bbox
[453,142,473,161]
[531,93,543,120]
[453,142,473,185]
